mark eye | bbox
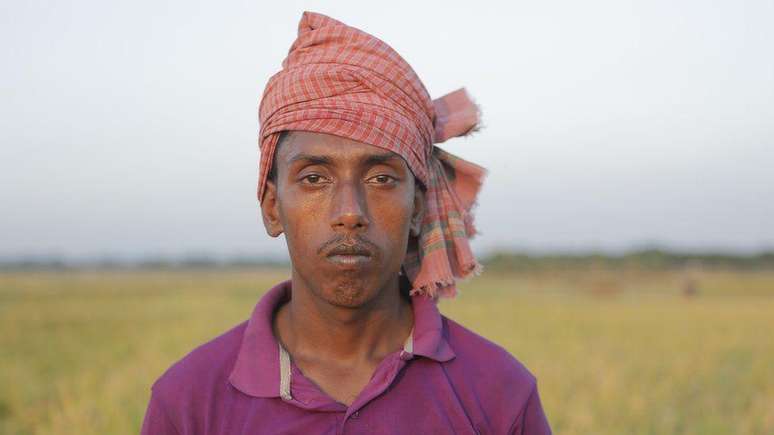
[300,174,328,185]
[367,174,397,185]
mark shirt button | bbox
[351,411,360,419]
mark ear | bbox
[409,182,424,237]
[261,180,284,237]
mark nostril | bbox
[332,213,369,231]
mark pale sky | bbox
[2,0,773,260]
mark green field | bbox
[1,268,772,434]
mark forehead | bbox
[276,131,406,166]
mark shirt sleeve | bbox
[509,382,552,435]
[140,388,181,435]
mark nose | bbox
[330,181,369,232]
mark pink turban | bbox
[258,11,485,298]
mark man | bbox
[141,11,551,435]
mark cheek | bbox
[368,190,414,249]
[278,192,326,252]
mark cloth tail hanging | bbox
[403,89,486,299]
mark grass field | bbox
[1,268,772,434]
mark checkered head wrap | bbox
[258,11,486,298]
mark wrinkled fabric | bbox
[141,281,553,435]
[257,11,486,298]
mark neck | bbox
[274,272,414,365]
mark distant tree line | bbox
[2,249,774,272]
[0,255,289,271]
[483,249,774,272]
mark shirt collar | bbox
[228,279,455,398]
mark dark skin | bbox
[260,131,425,406]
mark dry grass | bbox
[1,268,772,434]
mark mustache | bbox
[317,235,378,257]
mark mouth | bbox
[326,254,372,266]
[324,242,374,267]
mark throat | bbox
[272,279,415,406]
[275,278,414,362]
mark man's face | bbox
[261,131,423,308]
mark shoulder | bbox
[442,315,537,389]
[150,321,248,401]
[440,315,545,431]
[142,322,248,434]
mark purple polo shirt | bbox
[141,280,551,434]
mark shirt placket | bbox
[338,329,415,434]
[277,329,416,435]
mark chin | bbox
[323,276,381,308]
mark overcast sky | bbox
[2,0,773,260]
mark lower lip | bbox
[326,254,372,267]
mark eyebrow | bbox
[363,152,402,167]
[286,152,401,167]
[287,153,333,166]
